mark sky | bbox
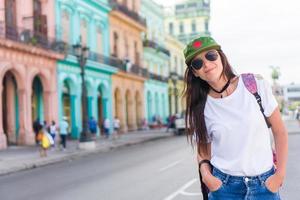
[153,0,300,85]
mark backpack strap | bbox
[241,73,271,128]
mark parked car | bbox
[174,116,186,135]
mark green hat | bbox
[183,36,221,65]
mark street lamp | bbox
[170,72,179,114]
[73,37,94,147]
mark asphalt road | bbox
[0,132,299,200]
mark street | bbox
[0,132,299,200]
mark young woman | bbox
[183,36,288,199]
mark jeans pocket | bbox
[263,177,278,194]
[210,181,223,193]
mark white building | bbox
[283,84,300,102]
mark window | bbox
[174,56,178,72]
[191,20,196,32]
[80,19,88,45]
[5,0,17,30]
[96,26,103,54]
[205,20,209,32]
[169,22,173,35]
[61,10,70,42]
[179,22,184,34]
[113,32,118,57]
[188,3,197,8]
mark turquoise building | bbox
[141,0,170,124]
[55,0,118,138]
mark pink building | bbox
[0,0,64,149]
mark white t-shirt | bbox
[204,75,278,176]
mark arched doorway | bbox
[97,87,104,135]
[135,91,142,128]
[125,90,133,130]
[155,92,159,118]
[2,71,19,145]
[147,91,152,123]
[62,80,72,133]
[31,76,43,125]
[114,88,122,130]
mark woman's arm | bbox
[266,107,288,191]
[197,144,223,191]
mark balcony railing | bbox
[109,0,146,27]
[149,72,168,82]
[0,21,66,54]
[143,39,170,57]
[131,63,149,78]
[66,45,124,68]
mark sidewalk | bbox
[0,129,173,176]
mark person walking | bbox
[183,36,288,199]
[33,118,41,145]
[59,116,69,151]
[113,116,120,139]
[49,120,57,147]
[88,117,97,139]
[103,118,110,139]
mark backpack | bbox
[241,73,277,165]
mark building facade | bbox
[141,0,169,124]
[164,0,211,44]
[109,0,147,132]
[55,0,119,138]
[0,0,65,149]
[164,34,186,116]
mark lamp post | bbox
[73,37,95,149]
[170,72,179,114]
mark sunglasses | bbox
[190,50,219,70]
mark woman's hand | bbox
[202,173,223,192]
[265,173,284,193]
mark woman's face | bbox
[191,49,223,83]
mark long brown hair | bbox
[183,50,236,155]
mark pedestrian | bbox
[37,125,51,157]
[33,118,41,145]
[59,116,69,151]
[103,118,110,138]
[183,36,288,199]
[49,120,57,147]
[113,116,120,139]
[88,116,97,139]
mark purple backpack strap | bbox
[241,73,257,94]
[241,73,271,128]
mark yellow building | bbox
[165,34,186,116]
[109,0,147,132]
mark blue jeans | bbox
[209,167,281,200]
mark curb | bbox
[0,134,173,176]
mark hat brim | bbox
[185,44,221,65]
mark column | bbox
[6,75,17,143]
[0,85,7,149]
[17,88,35,145]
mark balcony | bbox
[66,45,124,68]
[0,21,66,54]
[143,39,170,57]
[109,0,146,27]
[149,72,168,82]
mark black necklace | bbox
[210,79,231,98]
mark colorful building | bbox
[164,0,211,44]
[109,0,147,132]
[0,0,65,149]
[55,0,119,138]
[164,34,186,116]
[141,0,169,124]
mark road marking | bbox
[159,160,183,172]
[163,178,202,200]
